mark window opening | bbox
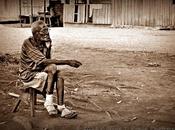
[74,5,78,22]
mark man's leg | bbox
[44,64,57,115]
[44,64,57,94]
[56,73,64,105]
[55,72,78,118]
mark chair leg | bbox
[12,88,37,117]
[29,88,35,117]
[12,98,21,113]
[34,92,37,105]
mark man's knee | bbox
[58,77,64,83]
[44,64,57,74]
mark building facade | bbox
[63,0,175,28]
[0,0,175,28]
[112,0,175,28]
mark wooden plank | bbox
[146,0,149,26]
[108,4,111,24]
[142,0,145,26]
[130,0,133,25]
[149,0,152,26]
[104,4,107,24]
[121,0,124,25]
[125,0,127,25]
[136,0,139,26]
[140,0,143,26]
[122,0,124,25]
[162,0,165,26]
[150,0,153,26]
[120,0,123,25]
[132,0,135,25]
[134,0,137,26]
[157,0,161,26]
[63,4,74,23]
[172,1,175,26]
[124,0,127,25]
[111,0,115,26]
[167,0,171,26]
[115,0,121,26]
[147,0,150,26]
[169,0,172,26]
[78,4,85,23]
[165,0,168,26]
[134,0,137,25]
[126,0,128,25]
[155,0,158,26]
[137,0,139,25]
[127,0,131,25]
[105,4,107,24]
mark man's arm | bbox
[41,59,82,68]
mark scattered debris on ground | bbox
[0,53,19,64]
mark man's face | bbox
[38,27,51,43]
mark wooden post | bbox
[30,0,33,24]
[44,0,46,23]
[19,0,22,27]
[12,99,21,112]
[85,0,89,23]
[29,88,35,117]
[111,0,115,27]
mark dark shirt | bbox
[19,37,51,82]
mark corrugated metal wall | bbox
[93,4,111,24]
[112,0,175,27]
[0,0,19,21]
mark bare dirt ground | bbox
[0,24,175,130]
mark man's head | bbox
[31,20,51,45]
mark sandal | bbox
[61,108,78,119]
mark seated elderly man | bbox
[19,20,82,118]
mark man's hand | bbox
[68,60,82,68]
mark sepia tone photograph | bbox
[0,0,175,130]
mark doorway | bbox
[49,0,63,27]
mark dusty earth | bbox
[0,24,175,130]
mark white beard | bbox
[45,42,51,48]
